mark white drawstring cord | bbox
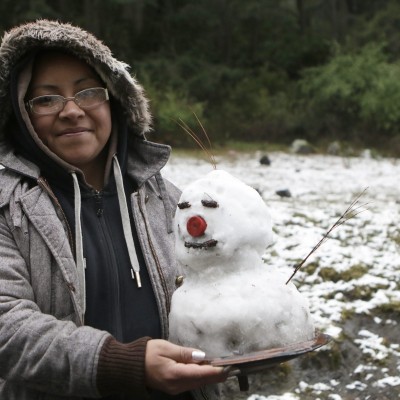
[113,155,142,288]
[71,158,141,323]
[71,172,86,320]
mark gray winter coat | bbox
[0,140,181,399]
[0,19,183,399]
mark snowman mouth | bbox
[184,239,218,249]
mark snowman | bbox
[168,170,315,358]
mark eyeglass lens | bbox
[28,88,108,115]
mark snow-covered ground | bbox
[163,150,400,400]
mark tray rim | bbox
[205,331,332,369]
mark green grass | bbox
[389,232,400,246]
[374,301,400,314]
[171,141,290,156]
[170,140,398,158]
[318,264,368,283]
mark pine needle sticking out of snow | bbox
[285,188,370,285]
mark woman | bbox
[0,20,226,399]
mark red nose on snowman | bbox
[187,215,207,237]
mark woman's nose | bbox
[59,98,85,118]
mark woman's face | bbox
[27,52,112,174]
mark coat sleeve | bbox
[0,210,109,397]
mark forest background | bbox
[2,0,400,155]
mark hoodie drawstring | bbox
[71,157,142,321]
[113,155,142,288]
[71,172,86,321]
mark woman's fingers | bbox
[144,339,227,395]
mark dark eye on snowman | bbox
[177,201,191,209]
[201,199,219,208]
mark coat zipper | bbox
[135,189,171,335]
[37,177,74,252]
[93,189,123,340]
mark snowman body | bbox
[169,170,314,357]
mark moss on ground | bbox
[318,264,368,283]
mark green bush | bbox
[138,71,205,146]
[298,43,400,144]
[138,58,297,144]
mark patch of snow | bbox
[328,395,342,400]
[355,330,391,361]
[248,394,299,400]
[345,381,367,391]
[373,376,400,387]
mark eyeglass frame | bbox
[25,87,109,115]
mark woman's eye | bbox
[36,96,57,106]
[80,88,96,97]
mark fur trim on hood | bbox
[0,19,152,138]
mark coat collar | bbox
[125,137,171,188]
[0,137,171,191]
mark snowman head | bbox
[174,170,273,272]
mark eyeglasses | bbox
[26,87,109,115]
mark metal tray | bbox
[204,331,332,391]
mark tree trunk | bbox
[84,0,100,36]
[330,0,350,42]
[296,0,307,33]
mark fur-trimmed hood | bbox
[0,19,152,139]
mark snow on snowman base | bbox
[168,170,315,360]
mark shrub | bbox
[298,43,400,144]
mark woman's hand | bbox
[145,339,228,395]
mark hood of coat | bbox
[0,19,152,141]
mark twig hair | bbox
[175,113,217,169]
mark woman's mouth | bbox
[57,127,91,136]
